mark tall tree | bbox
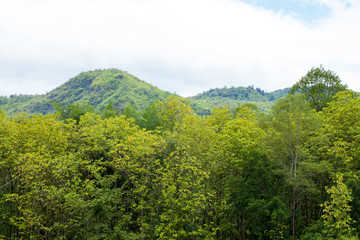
[290,65,347,111]
[75,112,162,239]
[320,91,360,171]
[265,94,321,239]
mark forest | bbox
[1,66,359,239]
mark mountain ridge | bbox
[0,68,289,115]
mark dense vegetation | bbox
[1,66,358,239]
[190,86,289,114]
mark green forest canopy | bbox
[1,66,359,239]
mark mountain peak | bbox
[0,69,174,115]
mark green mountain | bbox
[189,86,290,114]
[0,69,290,116]
[0,69,174,115]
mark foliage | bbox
[320,173,357,239]
[264,94,323,239]
[319,91,360,171]
[156,96,194,132]
[190,86,290,114]
[0,113,84,239]
[1,67,360,239]
[290,65,347,111]
[52,101,95,122]
[192,86,289,102]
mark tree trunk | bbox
[292,147,298,239]
[292,184,296,239]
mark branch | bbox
[0,177,17,189]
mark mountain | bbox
[0,69,174,115]
[0,69,290,115]
[189,86,290,114]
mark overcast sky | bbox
[0,0,359,97]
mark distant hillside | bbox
[0,69,174,115]
[0,69,290,116]
[189,86,290,114]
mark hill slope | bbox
[0,69,290,115]
[189,86,290,114]
[0,69,174,115]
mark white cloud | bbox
[0,0,359,96]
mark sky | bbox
[0,0,359,97]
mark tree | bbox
[52,101,94,122]
[212,106,286,239]
[321,173,357,239]
[265,94,321,239]
[320,91,360,171]
[74,112,163,239]
[156,96,193,132]
[154,149,211,239]
[122,102,142,125]
[0,113,86,239]
[233,103,258,117]
[138,102,162,130]
[100,100,120,119]
[229,152,288,239]
[290,65,347,111]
